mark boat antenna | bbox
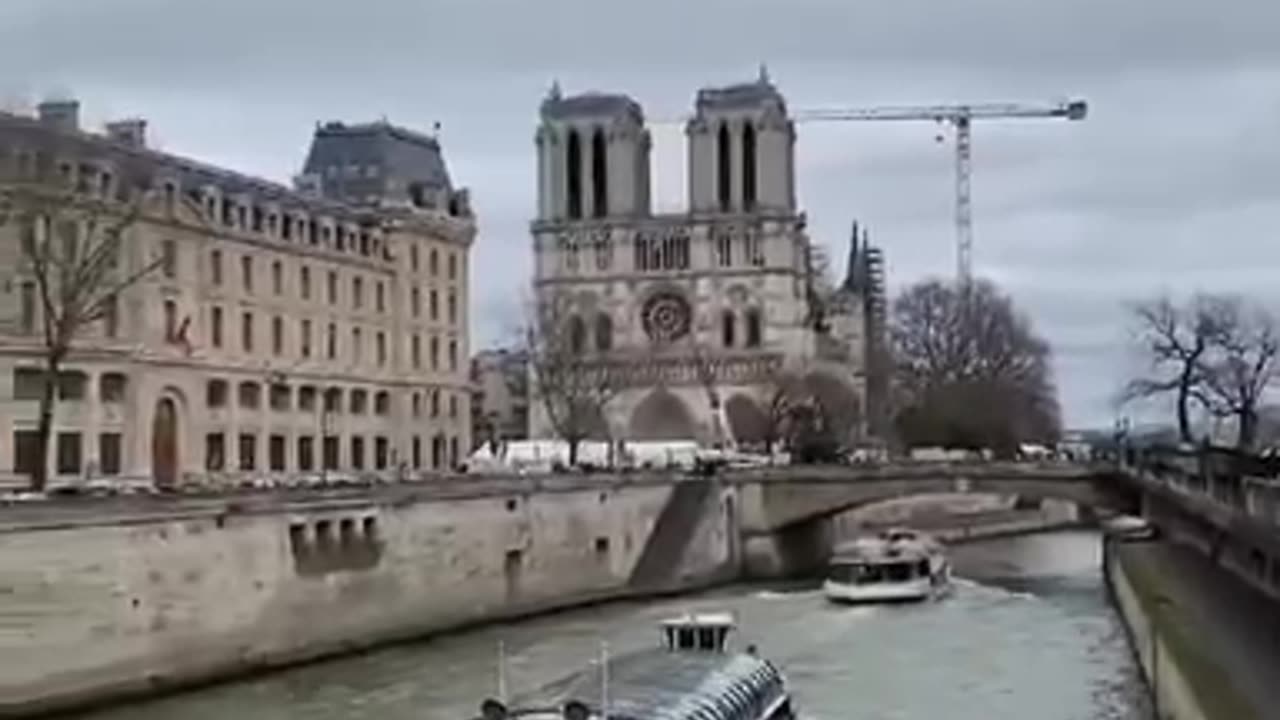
[600,641,610,719]
[497,640,508,702]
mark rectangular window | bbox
[14,430,40,478]
[210,306,223,348]
[13,368,43,400]
[412,435,422,469]
[352,276,363,309]
[57,432,82,474]
[270,383,290,411]
[410,244,419,272]
[205,433,225,471]
[272,316,284,356]
[376,282,385,313]
[19,280,35,333]
[238,433,256,471]
[327,270,338,305]
[241,311,254,352]
[412,334,421,369]
[376,332,386,367]
[375,436,389,470]
[269,435,286,472]
[448,340,457,372]
[298,386,317,411]
[161,239,177,279]
[241,255,253,293]
[272,260,283,295]
[448,292,457,325]
[412,287,421,317]
[351,436,365,470]
[323,436,339,470]
[301,319,312,358]
[352,327,362,364]
[163,300,178,342]
[327,322,337,359]
[300,266,311,299]
[447,253,457,280]
[99,433,122,475]
[102,295,118,339]
[430,290,439,321]
[297,436,314,471]
[210,249,223,285]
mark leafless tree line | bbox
[887,277,1061,456]
[1124,293,1279,451]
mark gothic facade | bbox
[528,72,873,449]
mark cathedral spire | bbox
[548,79,562,101]
[758,63,771,85]
[843,220,861,292]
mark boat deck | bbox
[504,647,776,720]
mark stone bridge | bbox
[726,460,1138,577]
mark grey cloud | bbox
[2,0,1276,429]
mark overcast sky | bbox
[2,0,1276,430]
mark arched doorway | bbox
[629,389,696,441]
[152,397,179,488]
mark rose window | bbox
[641,292,692,344]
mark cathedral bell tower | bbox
[535,82,651,222]
[686,65,796,215]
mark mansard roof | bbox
[302,120,454,202]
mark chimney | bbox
[36,99,80,133]
[105,118,147,148]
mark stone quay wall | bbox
[0,475,738,718]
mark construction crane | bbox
[790,100,1088,282]
[652,98,1087,282]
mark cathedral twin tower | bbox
[534,68,797,224]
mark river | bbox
[71,530,1151,720]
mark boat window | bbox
[698,627,717,650]
[918,558,930,576]
[664,627,676,650]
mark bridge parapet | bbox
[1126,447,1280,531]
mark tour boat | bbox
[822,527,952,604]
[467,611,797,720]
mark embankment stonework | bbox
[0,477,736,718]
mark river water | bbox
[73,530,1151,720]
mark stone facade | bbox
[0,477,737,715]
[0,101,474,488]
[528,72,870,449]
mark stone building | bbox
[470,348,529,450]
[0,100,474,487]
[528,71,872,449]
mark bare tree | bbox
[1196,296,1279,450]
[889,277,1060,456]
[1122,295,1217,443]
[0,151,157,491]
[523,296,615,466]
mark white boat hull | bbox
[822,575,949,603]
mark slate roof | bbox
[540,92,644,123]
[0,110,366,219]
[302,120,454,203]
[695,78,786,114]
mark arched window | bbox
[595,313,613,351]
[742,122,757,210]
[591,128,608,217]
[745,308,763,347]
[721,311,736,348]
[566,129,583,219]
[717,122,732,212]
[569,315,587,354]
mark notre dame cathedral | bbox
[527,70,884,450]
